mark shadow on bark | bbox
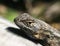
[6,27,50,46]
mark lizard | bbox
[14,13,60,46]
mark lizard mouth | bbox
[14,17,39,39]
[14,17,35,32]
[14,13,43,39]
[14,17,40,33]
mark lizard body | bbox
[14,13,60,46]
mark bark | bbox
[0,17,42,46]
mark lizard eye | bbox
[28,22,32,24]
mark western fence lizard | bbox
[14,13,60,46]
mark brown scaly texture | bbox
[14,13,60,46]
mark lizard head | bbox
[14,13,42,39]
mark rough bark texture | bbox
[0,17,42,46]
[14,13,60,46]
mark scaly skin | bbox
[14,13,60,46]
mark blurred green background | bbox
[0,0,60,30]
